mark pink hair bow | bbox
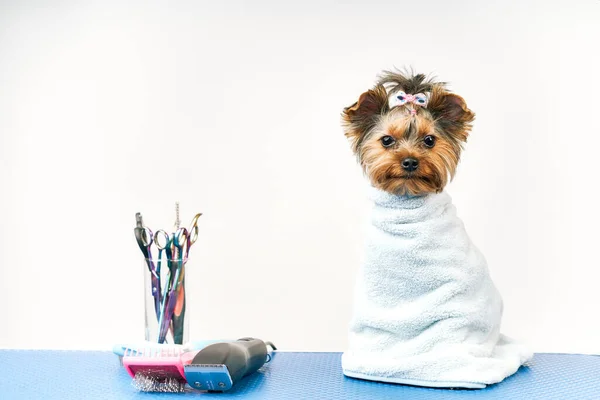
[389,91,428,115]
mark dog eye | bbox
[380,136,396,148]
[423,135,436,148]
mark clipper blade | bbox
[183,364,234,391]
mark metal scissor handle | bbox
[134,227,153,258]
[154,229,171,250]
[173,227,191,261]
[173,227,189,247]
[187,213,202,246]
[135,225,161,319]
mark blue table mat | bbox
[0,351,599,399]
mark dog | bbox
[340,69,531,388]
[343,69,474,196]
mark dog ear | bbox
[342,85,389,152]
[428,87,475,142]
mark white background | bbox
[1,0,599,353]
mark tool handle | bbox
[234,338,268,380]
[190,338,268,384]
[171,283,186,344]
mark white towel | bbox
[342,187,532,389]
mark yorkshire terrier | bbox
[342,70,474,196]
[340,69,531,388]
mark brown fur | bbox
[342,69,475,196]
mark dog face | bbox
[342,71,475,196]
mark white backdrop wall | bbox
[1,0,599,353]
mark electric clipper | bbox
[183,337,275,392]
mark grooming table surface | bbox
[0,351,599,399]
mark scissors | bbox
[171,227,193,344]
[134,225,162,320]
[158,213,202,344]
[150,213,203,344]
[157,227,191,343]
[171,214,202,342]
[155,228,175,343]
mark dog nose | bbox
[401,158,419,172]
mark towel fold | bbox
[342,188,532,389]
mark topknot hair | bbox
[376,68,444,96]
